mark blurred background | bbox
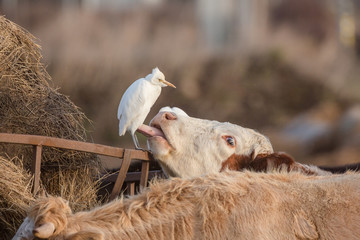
[1,0,360,168]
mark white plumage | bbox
[117,67,176,149]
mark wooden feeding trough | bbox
[0,133,163,201]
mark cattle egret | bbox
[117,67,176,149]
[159,106,189,117]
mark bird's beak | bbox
[161,80,176,88]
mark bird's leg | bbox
[132,133,146,151]
[131,133,140,149]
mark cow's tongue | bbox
[137,124,165,138]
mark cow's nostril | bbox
[164,112,177,121]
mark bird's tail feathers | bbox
[119,118,127,136]
[119,129,126,136]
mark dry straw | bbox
[0,16,99,169]
[0,155,34,240]
[0,16,105,238]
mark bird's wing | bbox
[117,79,143,120]
[117,80,160,135]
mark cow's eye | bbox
[223,135,236,147]
[226,137,235,146]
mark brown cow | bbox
[13,171,360,239]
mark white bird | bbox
[159,106,189,117]
[117,67,176,149]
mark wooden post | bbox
[140,161,150,191]
[109,149,132,201]
[31,145,42,194]
[126,182,135,196]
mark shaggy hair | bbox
[14,171,360,239]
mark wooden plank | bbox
[130,150,151,161]
[139,161,150,190]
[126,182,135,196]
[31,145,42,194]
[0,133,158,198]
[0,133,126,158]
[109,150,132,201]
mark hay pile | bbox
[0,155,34,240]
[0,16,104,238]
[0,16,98,167]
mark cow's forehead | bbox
[210,121,246,136]
[181,117,246,136]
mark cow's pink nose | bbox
[162,112,177,121]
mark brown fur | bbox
[221,152,326,175]
[28,196,71,236]
[14,171,360,239]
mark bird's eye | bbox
[222,135,236,147]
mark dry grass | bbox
[0,15,105,239]
[0,15,99,169]
[0,155,105,239]
[0,15,101,170]
[42,168,105,212]
[0,155,35,240]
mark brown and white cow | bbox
[138,110,330,178]
[13,171,360,240]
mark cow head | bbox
[138,110,274,178]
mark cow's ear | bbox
[66,230,103,240]
[220,152,297,173]
[220,154,252,172]
[33,222,55,239]
[250,152,296,172]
